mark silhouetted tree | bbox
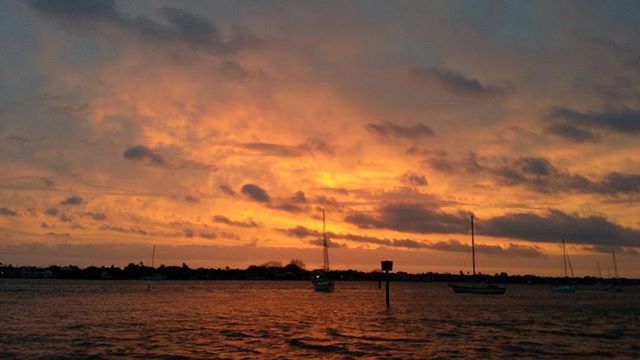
[288,259,306,269]
[261,261,283,268]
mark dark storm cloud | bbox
[59,214,73,222]
[480,209,640,248]
[280,224,541,255]
[99,224,219,239]
[424,152,483,174]
[199,232,216,240]
[546,123,601,143]
[289,191,306,203]
[490,157,640,196]
[345,203,469,234]
[212,215,258,228]
[0,207,18,216]
[314,195,343,211]
[281,226,390,247]
[238,140,335,157]
[85,212,107,220]
[239,142,304,157]
[184,195,200,204]
[391,239,429,249]
[280,226,430,249]
[242,143,302,157]
[426,157,456,173]
[269,191,308,213]
[183,228,195,238]
[406,146,448,158]
[60,196,84,205]
[308,237,347,248]
[411,67,513,98]
[282,226,319,238]
[301,140,335,157]
[402,172,428,186]
[427,154,640,196]
[336,233,392,246]
[366,123,434,139]
[424,239,469,252]
[28,0,261,54]
[41,178,56,188]
[342,203,640,248]
[45,232,71,237]
[548,107,640,134]
[100,224,171,237]
[270,202,304,213]
[241,184,270,203]
[176,160,218,172]
[45,208,59,216]
[599,173,640,194]
[491,157,564,188]
[425,239,543,258]
[219,184,236,197]
[123,146,165,166]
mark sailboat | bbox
[448,215,506,295]
[141,245,167,281]
[608,249,622,292]
[551,239,575,293]
[312,209,335,292]
[594,261,605,290]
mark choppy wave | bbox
[0,280,639,359]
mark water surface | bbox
[1,280,638,359]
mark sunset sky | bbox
[1,1,639,276]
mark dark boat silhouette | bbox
[448,215,506,295]
[141,246,167,281]
[448,283,506,295]
[608,248,622,292]
[312,209,334,292]
[551,239,575,293]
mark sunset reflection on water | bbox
[1,280,638,358]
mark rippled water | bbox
[1,280,639,359]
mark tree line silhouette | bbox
[0,260,635,284]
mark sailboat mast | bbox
[471,215,476,276]
[562,239,568,278]
[151,245,156,268]
[323,209,329,272]
[612,249,619,279]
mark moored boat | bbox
[448,215,506,295]
[312,209,334,292]
[448,283,506,295]
[608,249,623,292]
[312,273,335,292]
[141,246,166,281]
[551,239,575,293]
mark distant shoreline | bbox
[2,263,638,284]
